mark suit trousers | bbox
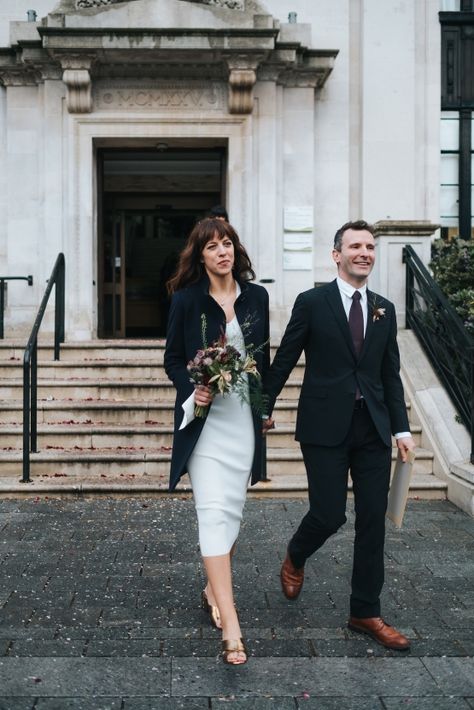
[288,404,392,618]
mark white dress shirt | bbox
[336,277,410,441]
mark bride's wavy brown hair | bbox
[167,217,256,294]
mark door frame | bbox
[96,144,228,338]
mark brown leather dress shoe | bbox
[348,616,411,650]
[280,553,304,600]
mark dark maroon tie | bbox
[349,290,364,357]
[349,291,364,400]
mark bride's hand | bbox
[194,385,213,407]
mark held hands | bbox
[396,436,416,463]
[194,385,213,407]
[262,417,275,436]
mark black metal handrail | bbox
[403,245,474,464]
[23,254,65,483]
[0,275,33,338]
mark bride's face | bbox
[201,232,235,278]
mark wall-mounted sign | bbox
[283,206,313,232]
[283,233,313,270]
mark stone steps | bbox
[0,340,288,362]
[0,422,424,449]
[0,339,445,497]
[0,399,299,425]
[0,359,307,380]
[0,399,177,425]
[0,445,435,477]
[0,469,446,498]
[0,379,303,401]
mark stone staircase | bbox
[0,340,447,498]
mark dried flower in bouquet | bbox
[187,314,267,418]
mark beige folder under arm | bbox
[386,449,416,528]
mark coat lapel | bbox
[325,280,357,359]
[234,282,258,350]
[360,289,376,360]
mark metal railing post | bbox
[22,254,65,482]
[0,279,4,340]
[403,247,414,330]
[30,341,38,453]
[54,254,65,360]
[22,356,31,483]
[471,353,474,465]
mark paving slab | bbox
[381,699,472,709]
[294,699,383,709]
[0,657,171,696]
[0,497,472,706]
[34,700,122,710]
[170,657,439,697]
[212,701,296,710]
[421,657,474,695]
[0,700,36,710]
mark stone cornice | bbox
[38,26,280,44]
[373,220,441,237]
[0,24,339,113]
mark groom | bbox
[264,220,415,650]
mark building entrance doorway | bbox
[97,145,226,338]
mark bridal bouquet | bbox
[187,315,263,419]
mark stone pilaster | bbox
[371,220,440,327]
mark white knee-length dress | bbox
[187,316,255,556]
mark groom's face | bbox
[332,228,375,287]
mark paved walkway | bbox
[0,495,473,709]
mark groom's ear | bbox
[332,249,341,265]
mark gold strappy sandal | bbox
[222,638,248,665]
[201,589,222,629]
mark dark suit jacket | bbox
[164,276,270,491]
[264,279,409,448]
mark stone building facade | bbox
[0,0,441,340]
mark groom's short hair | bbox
[333,220,375,252]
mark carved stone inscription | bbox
[94,81,224,111]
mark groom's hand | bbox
[396,436,416,462]
[262,418,275,436]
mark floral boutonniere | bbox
[371,297,386,322]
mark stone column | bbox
[3,81,43,336]
[0,86,6,272]
[253,79,281,336]
[280,87,315,333]
[371,220,440,327]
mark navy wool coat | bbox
[164,276,270,492]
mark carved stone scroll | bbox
[225,56,260,114]
[228,68,256,114]
[60,56,95,113]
